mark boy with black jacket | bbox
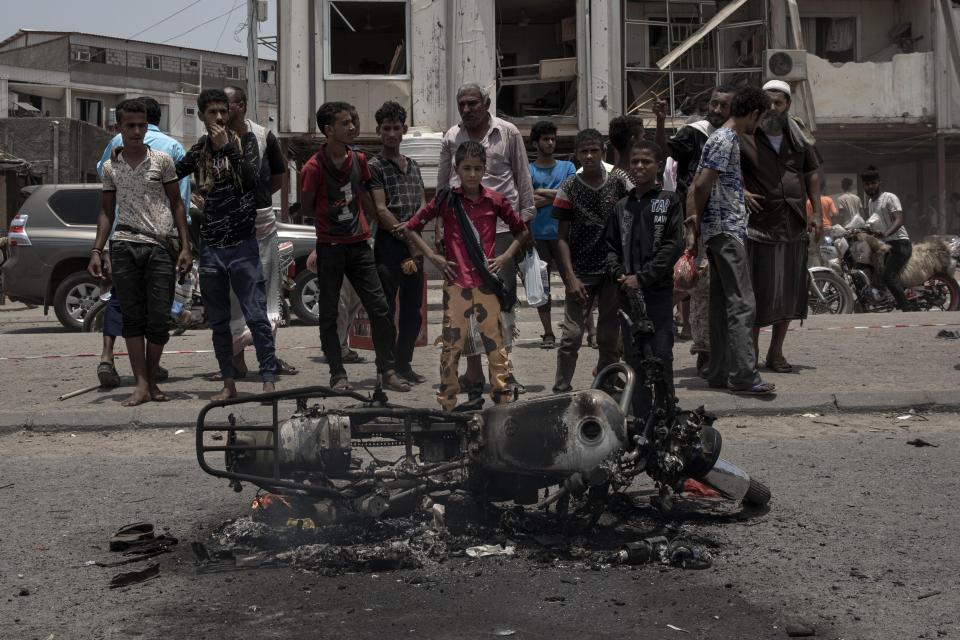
[605,140,683,416]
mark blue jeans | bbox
[621,286,675,418]
[200,239,276,382]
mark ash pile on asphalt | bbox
[199,490,730,576]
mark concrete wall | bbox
[806,51,935,123]
[0,38,68,72]
[325,80,413,135]
[0,118,112,184]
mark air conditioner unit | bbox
[763,49,807,82]
[73,49,90,62]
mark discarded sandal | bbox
[109,522,155,551]
[97,362,121,388]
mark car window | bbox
[47,189,103,226]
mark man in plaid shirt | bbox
[368,101,427,384]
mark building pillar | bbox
[64,87,72,119]
[0,77,8,116]
[770,0,789,50]
[447,0,496,126]
[937,133,948,234]
[277,0,316,134]
[411,0,447,131]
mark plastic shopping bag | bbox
[673,250,699,291]
[520,248,548,307]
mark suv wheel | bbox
[53,271,101,331]
[291,269,320,325]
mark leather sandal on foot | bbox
[275,358,298,375]
[330,375,353,391]
[540,333,556,349]
[342,350,366,364]
[398,369,427,384]
[97,362,121,388]
[729,381,776,395]
[382,371,411,392]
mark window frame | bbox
[802,15,860,63]
[622,0,767,118]
[322,0,411,80]
[145,54,162,70]
[225,65,241,80]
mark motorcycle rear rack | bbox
[195,385,470,498]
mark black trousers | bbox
[110,240,175,346]
[883,239,913,310]
[316,241,397,377]
[375,232,424,373]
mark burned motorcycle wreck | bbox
[196,290,770,520]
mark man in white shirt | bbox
[862,165,915,311]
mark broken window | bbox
[623,0,766,119]
[495,0,578,125]
[327,0,408,76]
[801,17,857,63]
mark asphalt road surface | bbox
[1,412,957,640]
[1,302,959,639]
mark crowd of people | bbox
[86,78,918,409]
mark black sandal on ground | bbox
[97,362,121,388]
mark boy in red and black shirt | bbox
[300,101,409,392]
[404,141,530,410]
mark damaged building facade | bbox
[278,0,960,234]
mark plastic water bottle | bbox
[171,269,193,319]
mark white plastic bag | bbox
[520,248,548,307]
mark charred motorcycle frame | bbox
[196,290,770,518]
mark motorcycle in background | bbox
[815,227,960,314]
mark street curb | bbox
[2,391,957,434]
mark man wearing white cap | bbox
[738,80,822,374]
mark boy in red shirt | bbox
[299,101,409,392]
[403,141,530,410]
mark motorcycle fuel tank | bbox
[471,389,628,477]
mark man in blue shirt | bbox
[93,96,190,389]
[528,121,575,348]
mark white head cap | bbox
[762,79,792,98]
